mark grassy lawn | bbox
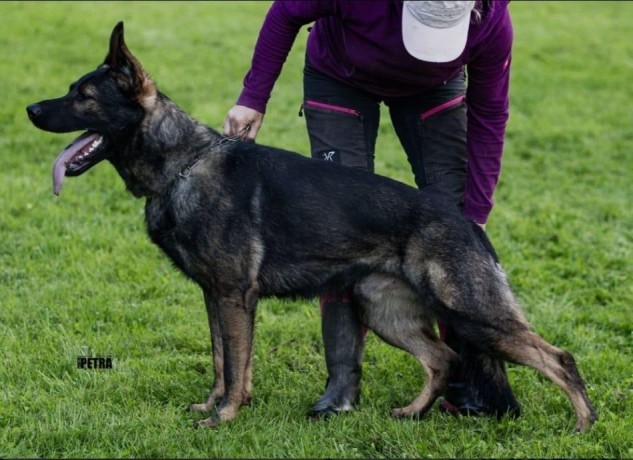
[1,1,631,457]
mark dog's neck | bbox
[109,92,224,198]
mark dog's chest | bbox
[144,191,208,276]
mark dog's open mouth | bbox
[52,131,107,195]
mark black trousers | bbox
[302,62,468,207]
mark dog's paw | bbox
[391,407,408,419]
[188,402,213,413]
[193,416,221,429]
[391,406,424,420]
[574,410,598,433]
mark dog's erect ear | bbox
[105,22,126,68]
[104,22,140,74]
[104,21,156,105]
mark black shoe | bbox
[439,398,482,417]
[439,382,487,417]
[307,377,359,420]
[440,324,521,419]
[439,382,521,419]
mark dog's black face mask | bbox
[26,22,154,195]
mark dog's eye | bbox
[75,92,93,102]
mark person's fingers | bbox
[222,114,235,137]
[222,108,245,137]
[223,106,264,140]
[243,116,263,141]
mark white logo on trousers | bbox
[322,151,336,161]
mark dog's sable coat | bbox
[27,22,597,431]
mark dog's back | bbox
[148,138,471,298]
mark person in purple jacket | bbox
[224,0,520,419]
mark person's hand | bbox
[223,105,264,141]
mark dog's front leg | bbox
[196,287,258,427]
[189,290,225,413]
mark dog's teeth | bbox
[77,137,103,160]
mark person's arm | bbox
[225,1,333,140]
[463,8,513,224]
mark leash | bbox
[178,124,251,179]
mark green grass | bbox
[1,1,632,458]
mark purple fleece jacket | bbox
[236,0,513,224]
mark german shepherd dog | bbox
[27,22,597,431]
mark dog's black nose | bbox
[26,104,42,120]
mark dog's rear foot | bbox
[391,405,430,420]
[193,416,221,429]
[574,407,598,433]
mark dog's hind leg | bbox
[354,274,459,419]
[496,329,598,432]
[196,284,259,427]
[420,251,597,431]
[189,290,225,413]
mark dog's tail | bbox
[439,221,523,417]
[407,216,528,339]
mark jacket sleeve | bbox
[236,1,334,113]
[463,7,513,224]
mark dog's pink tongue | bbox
[52,133,100,196]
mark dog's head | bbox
[26,22,156,195]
